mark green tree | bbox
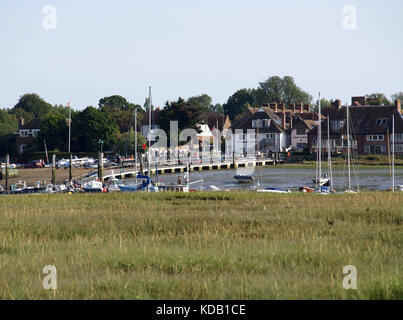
[159,97,205,137]
[0,109,17,136]
[37,113,69,151]
[208,103,223,113]
[312,98,333,112]
[10,93,52,120]
[223,89,255,120]
[187,94,213,111]
[72,106,119,152]
[99,95,144,133]
[391,92,403,102]
[116,128,147,156]
[0,134,17,157]
[254,76,312,106]
[365,93,391,105]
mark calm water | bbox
[126,166,403,191]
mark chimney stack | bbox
[304,103,310,113]
[297,102,303,113]
[395,99,401,113]
[270,102,278,112]
[18,118,24,127]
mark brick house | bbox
[231,102,320,154]
[14,118,41,154]
[307,98,403,155]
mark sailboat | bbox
[118,87,159,192]
[344,102,358,193]
[390,115,402,192]
[300,92,330,194]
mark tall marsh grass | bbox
[0,192,401,299]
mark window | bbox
[20,130,29,137]
[375,118,388,126]
[252,120,256,128]
[31,130,40,137]
[395,144,403,152]
[331,120,345,131]
[367,135,384,141]
[395,133,403,141]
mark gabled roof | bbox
[231,108,284,133]
[203,112,231,131]
[310,104,403,136]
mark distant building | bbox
[203,112,231,132]
[14,118,41,154]
[308,98,403,155]
[231,102,320,155]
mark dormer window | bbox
[375,118,388,126]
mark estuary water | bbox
[126,166,403,192]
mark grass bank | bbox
[0,192,401,299]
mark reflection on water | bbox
[126,166,403,191]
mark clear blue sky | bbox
[0,0,402,110]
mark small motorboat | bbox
[257,187,290,193]
[234,174,254,183]
[312,175,330,186]
[82,180,104,193]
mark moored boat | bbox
[234,174,254,184]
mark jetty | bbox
[76,157,283,184]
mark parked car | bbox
[24,160,44,168]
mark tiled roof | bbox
[311,105,403,135]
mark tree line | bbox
[1,75,402,157]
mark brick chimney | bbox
[18,118,24,127]
[304,103,310,112]
[395,99,401,113]
[297,102,303,113]
[270,102,278,112]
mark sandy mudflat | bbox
[4,167,95,186]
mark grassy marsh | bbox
[0,191,401,299]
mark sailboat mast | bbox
[68,100,72,153]
[392,115,395,192]
[135,107,138,184]
[318,92,322,186]
[327,116,333,190]
[148,87,152,179]
[347,103,351,190]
